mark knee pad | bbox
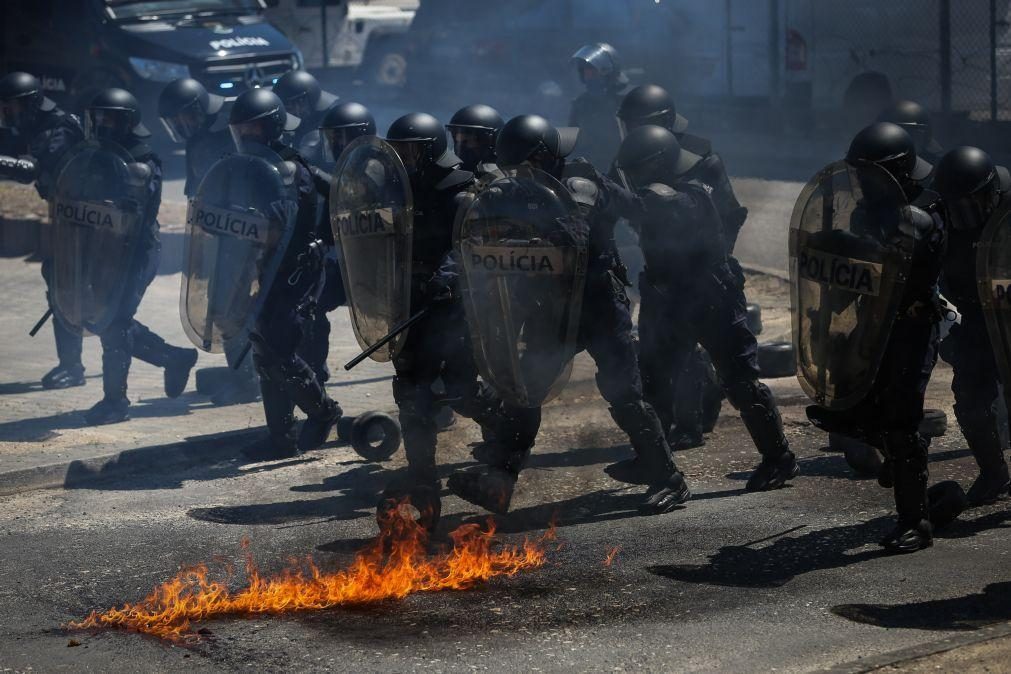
[724,378,771,412]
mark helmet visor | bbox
[0,97,37,130]
[229,119,273,154]
[160,100,205,143]
[85,108,133,141]
[944,191,992,231]
[388,139,429,174]
[450,128,492,167]
[322,125,368,164]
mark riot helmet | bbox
[84,88,149,142]
[0,72,55,131]
[878,100,936,156]
[617,84,689,136]
[571,43,624,92]
[935,146,1004,230]
[385,112,457,177]
[319,101,376,163]
[495,115,579,176]
[446,104,504,170]
[157,78,224,143]
[614,125,702,189]
[846,122,932,201]
[272,70,337,122]
[228,88,300,153]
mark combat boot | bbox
[130,322,198,398]
[449,447,529,515]
[881,431,933,554]
[42,363,86,390]
[728,380,798,491]
[957,406,1010,505]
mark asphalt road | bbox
[4,364,1011,672]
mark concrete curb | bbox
[826,620,1011,673]
[0,427,262,497]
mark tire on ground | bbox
[757,341,796,378]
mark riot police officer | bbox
[879,100,944,166]
[934,146,1011,504]
[76,88,198,424]
[804,122,944,553]
[272,70,339,165]
[448,114,691,517]
[445,104,504,175]
[616,83,749,450]
[374,112,508,528]
[158,78,261,407]
[228,88,342,456]
[615,125,797,492]
[569,43,629,171]
[0,72,86,389]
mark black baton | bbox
[29,308,53,337]
[344,308,429,371]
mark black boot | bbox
[383,389,441,531]
[728,380,797,491]
[881,431,933,554]
[956,405,1010,506]
[86,340,131,426]
[214,336,261,406]
[277,358,342,452]
[609,400,691,515]
[130,322,198,398]
[43,317,86,389]
[449,448,528,515]
[244,376,298,460]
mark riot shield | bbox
[456,167,589,408]
[330,136,414,362]
[789,160,916,410]
[180,145,298,352]
[978,201,1011,417]
[49,139,148,334]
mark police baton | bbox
[344,307,430,371]
[29,308,53,337]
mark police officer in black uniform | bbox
[569,43,629,171]
[449,114,691,517]
[615,125,797,492]
[79,88,199,424]
[445,104,504,176]
[0,72,87,389]
[808,122,945,553]
[615,84,749,450]
[272,70,339,165]
[934,146,1011,504]
[228,88,342,456]
[158,78,261,407]
[879,100,945,167]
[377,112,509,528]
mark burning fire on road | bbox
[70,509,550,642]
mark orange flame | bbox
[69,508,548,642]
[603,546,621,567]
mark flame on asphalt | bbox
[69,507,550,642]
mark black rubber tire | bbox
[928,480,967,531]
[918,409,948,439]
[746,303,763,336]
[842,439,883,477]
[349,412,402,462]
[194,366,232,395]
[757,341,796,378]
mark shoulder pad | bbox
[277,160,298,187]
[679,178,715,197]
[641,183,678,209]
[678,133,712,157]
[697,152,726,176]
[127,142,157,163]
[564,176,600,208]
[900,206,938,240]
[125,161,152,187]
[435,168,474,192]
[562,157,598,181]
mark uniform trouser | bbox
[492,268,676,479]
[940,311,1006,473]
[252,278,335,438]
[637,272,788,459]
[855,319,940,525]
[674,347,721,436]
[295,257,346,384]
[40,258,83,368]
[391,300,504,484]
[95,248,180,400]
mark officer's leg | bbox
[248,353,298,457]
[129,320,198,399]
[584,272,690,514]
[637,275,692,440]
[86,320,133,425]
[209,333,261,406]
[296,309,332,385]
[672,346,711,450]
[40,258,84,389]
[944,319,1008,504]
[700,284,795,491]
[880,429,933,553]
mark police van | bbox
[1,0,303,113]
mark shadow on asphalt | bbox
[832,578,1011,630]
[648,517,892,588]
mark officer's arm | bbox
[310,166,332,199]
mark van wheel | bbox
[362,39,407,87]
